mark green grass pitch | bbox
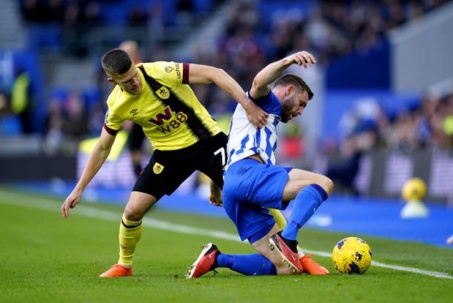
[0,187,452,303]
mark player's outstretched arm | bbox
[187,63,268,128]
[61,128,116,218]
[250,51,316,99]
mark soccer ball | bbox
[402,178,427,201]
[332,237,372,274]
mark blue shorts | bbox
[222,158,291,243]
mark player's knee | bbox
[315,175,334,196]
[124,192,157,221]
[123,206,146,222]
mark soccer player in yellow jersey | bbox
[60,48,268,277]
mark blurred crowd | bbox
[18,0,207,57]
[322,92,453,194]
[2,0,452,162]
[20,0,101,26]
[191,0,453,150]
[19,0,209,27]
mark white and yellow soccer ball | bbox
[332,237,372,274]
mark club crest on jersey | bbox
[153,162,164,174]
[156,86,170,99]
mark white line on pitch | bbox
[1,189,452,280]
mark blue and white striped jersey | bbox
[226,91,282,169]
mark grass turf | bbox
[0,187,452,303]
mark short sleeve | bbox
[144,62,185,88]
[103,109,123,135]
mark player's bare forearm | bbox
[189,63,268,128]
[214,70,268,128]
[251,51,316,97]
[61,144,109,218]
[61,130,114,218]
[76,145,110,190]
[76,130,114,191]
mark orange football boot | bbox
[300,255,329,275]
[99,264,132,278]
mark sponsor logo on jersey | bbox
[175,63,181,80]
[149,106,172,125]
[165,66,174,73]
[153,162,164,174]
[130,108,138,116]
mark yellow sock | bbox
[268,208,304,257]
[269,208,286,229]
[118,214,142,267]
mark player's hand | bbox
[209,196,223,207]
[209,183,223,207]
[286,51,316,68]
[61,189,82,218]
[244,99,268,129]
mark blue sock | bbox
[217,253,277,276]
[281,184,328,241]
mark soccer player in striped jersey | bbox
[60,48,268,278]
[187,51,334,278]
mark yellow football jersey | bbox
[104,62,222,151]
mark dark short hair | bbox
[275,74,314,100]
[101,48,133,76]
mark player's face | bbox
[280,89,309,123]
[109,65,142,95]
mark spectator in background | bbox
[388,108,425,151]
[62,1,83,57]
[176,0,195,26]
[47,0,65,23]
[119,40,147,177]
[128,5,148,26]
[62,0,101,57]
[326,123,377,196]
[43,98,64,155]
[20,0,46,23]
[11,66,33,134]
[61,90,89,145]
[326,99,383,194]
[43,90,90,155]
[442,94,453,147]
[80,1,102,28]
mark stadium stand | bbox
[1,0,453,202]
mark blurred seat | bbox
[0,114,22,136]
